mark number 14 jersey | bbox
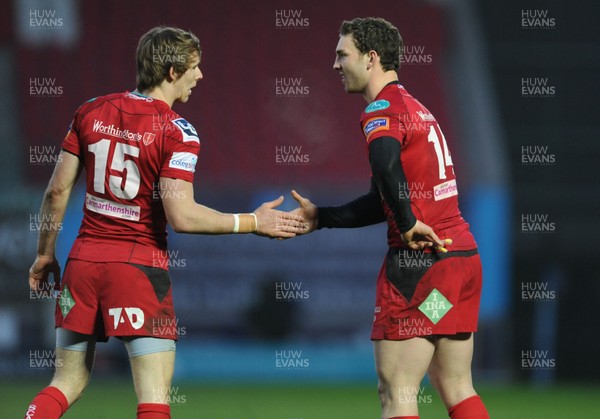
[61,91,201,267]
[361,83,477,251]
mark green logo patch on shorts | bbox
[418,288,452,324]
[58,285,75,318]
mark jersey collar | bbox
[130,90,151,99]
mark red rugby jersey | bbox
[61,91,201,268]
[361,83,476,250]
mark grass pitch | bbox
[4,379,600,418]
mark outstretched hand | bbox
[401,220,452,252]
[29,255,61,291]
[253,195,307,238]
[290,190,318,234]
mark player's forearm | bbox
[317,183,385,229]
[160,177,257,234]
[35,186,70,257]
[374,171,416,233]
[35,150,81,256]
[169,202,255,234]
[368,137,416,233]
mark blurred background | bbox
[0,0,598,417]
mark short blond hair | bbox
[136,26,201,91]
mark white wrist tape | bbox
[232,214,240,233]
[251,213,258,231]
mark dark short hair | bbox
[340,18,402,71]
[136,26,201,92]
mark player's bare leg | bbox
[130,351,175,403]
[24,330,96,418]
[374,338,435,418]
[427,333,489,418]
[127,343,175,419]
[427,333,475,408]
[49,346,96,404]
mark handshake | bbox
[252,190,316,239]
[252,190,449,252]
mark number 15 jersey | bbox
[61,91,201,268]
[361,83,477,251]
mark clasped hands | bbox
[255,191,451,253]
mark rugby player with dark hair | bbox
[290,17,489,419]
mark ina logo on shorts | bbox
[418,289,452,324]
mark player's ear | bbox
[367,50,378,70]
[167,66,180,82]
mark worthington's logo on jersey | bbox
[92,119,143,142]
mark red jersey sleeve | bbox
[360,97,408,146]
[61,101,91,157]
[160,117,201,182]
[61,125,80,156]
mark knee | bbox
[434,372,473,392]
[377,379,390,405]
[68,384,87,404]
[377,376,422,409]
[375,366,396,401]
[429,371,475,407]
[50,372,90,404]
[376,366,401,407]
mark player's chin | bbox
[344,84,359,94]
